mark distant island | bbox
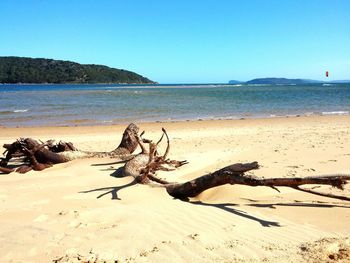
[246,78,322,85]
[0,56,155,84]
[229,78,350,85]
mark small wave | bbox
[322,111,349,115]
[270,113,303,118]
[13,109,29,113]
[248,84,271,87]
[269,114,291,118]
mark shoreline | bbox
[1,114,350,131]
[1,113,350,129]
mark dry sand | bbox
[0,115,349,263]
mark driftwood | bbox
[93,122,140,158]
[0,140,54,173]
[58,122,140,160]
[119,129,349,201]
[123,128,187,183]
[165,162,350,201]
[1,123,349,202]
[0,123,140,174]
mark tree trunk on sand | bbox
[106,123,140,156]
[0,123,141,174]
[60,122,141,161]
[165,162,350,201]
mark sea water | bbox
[0,83,349,127]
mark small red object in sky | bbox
[326,71,329,77]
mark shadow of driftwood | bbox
[91,160,127,167]
[95,167,124,173]
[247,202,350,209]
[80,179,137,200]
[0,159,28,173]
[109,167,125,178]
[189,201,281,227]
[80,165,136,200]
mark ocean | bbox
[0,83,349,127]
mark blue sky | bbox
[0,0,349,83]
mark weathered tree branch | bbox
[122,128,187,183]
[165,162,350,201]
[292,186,350,202]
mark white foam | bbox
[322,111,349,115]
[13,109,28,113]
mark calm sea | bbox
[0,83,349,127]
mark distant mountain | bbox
[227,77,342,85]
[0,56,155,84]
[245,78,323,85]
[329,80,350,84]
[228,80,244,84]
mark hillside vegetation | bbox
[0,56,155,84]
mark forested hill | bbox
[0,56,155,84]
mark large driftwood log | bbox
[0,123,140,174]
[56,122,140,161]
[165,162,350,201]
[116,129,349,202]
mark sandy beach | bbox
[0,115,349,263]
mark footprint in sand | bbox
[303,168,316,172]
[139,246,159,257]
[224,239,239,249]
[58,210,68,216]
[187,233,199,240]
[286,170,297,176]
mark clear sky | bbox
[0,0,349,83]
